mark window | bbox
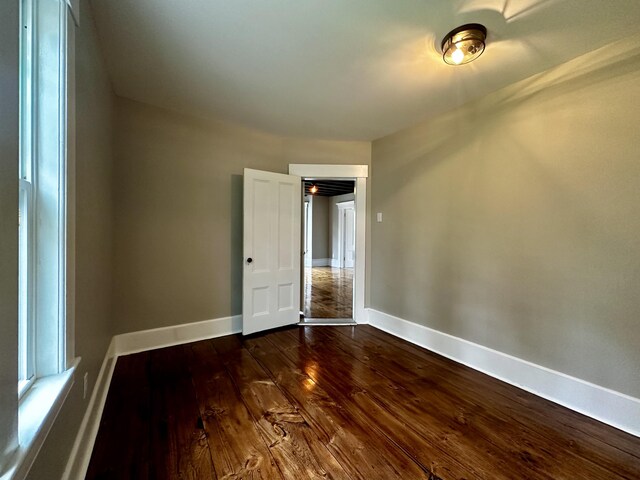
[18,0,68,396]
[0,1,76,477]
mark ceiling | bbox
[304,180,354,197]
[90,0,640,141]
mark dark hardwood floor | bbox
[303,267,353,319]
[86,326,640,479]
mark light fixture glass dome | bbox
[441,24,487,66]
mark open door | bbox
[243,168,301,335]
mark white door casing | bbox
[288,164,368,323]
[243,168,301,335]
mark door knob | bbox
[247,257,253,263]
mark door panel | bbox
[243,168,301,335]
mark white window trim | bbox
[2,0,79,478]
[1,361,78,480]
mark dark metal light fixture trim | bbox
[441,23,487,66]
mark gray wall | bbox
[0,0,19,460]
[370,37,640,398]
[312,196,330,260]
[27,1,115,478]
[112,97,371,334]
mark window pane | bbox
[18,179,35,390]
[18,185,27,382]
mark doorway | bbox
[302,180,355,322]
[242,164,368,335]
[289,163,368,324]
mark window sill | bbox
[1,358,79,480]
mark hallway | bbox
[303,267,353,319]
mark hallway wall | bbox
[312,196,330,261]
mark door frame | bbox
[289,164,368,324]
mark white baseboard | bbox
[311,258,331,267]
[113,315,242,357]
[367,308,640,437]
[62,315,242,480]
[330,259,340,268]
[61,339,116,480]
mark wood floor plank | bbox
[242,335,435,479]
[288,326,634,480]
[87,326,640,480]
[187,340,284,479]
[269,328,537,480]
[86,352,151,480]
[354,325,640,471]
[336,326,640,477]
[259,330,479,479]
[149,345,216,480]
[304,267,353,318]
[210,335,352,480]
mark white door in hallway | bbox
[243,168,301,335]
[344,207,356,268]
[338,201,356,268]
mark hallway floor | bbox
[303,266,353,319]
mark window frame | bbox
[18,0,69,397]
[18,0,37,401]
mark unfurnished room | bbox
[1,1,640,479]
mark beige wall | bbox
[312,196,330,260]
[27,1,116,477]
[0,0,19,459]
[113,97,370,334]
[371,36,640,398]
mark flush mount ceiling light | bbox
[310,185,318,194]
[441,23,487,66]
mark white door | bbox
[243,168,301,335]
[343,208,356,268]
[338,201,356,269]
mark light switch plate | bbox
[376,212,383,223]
